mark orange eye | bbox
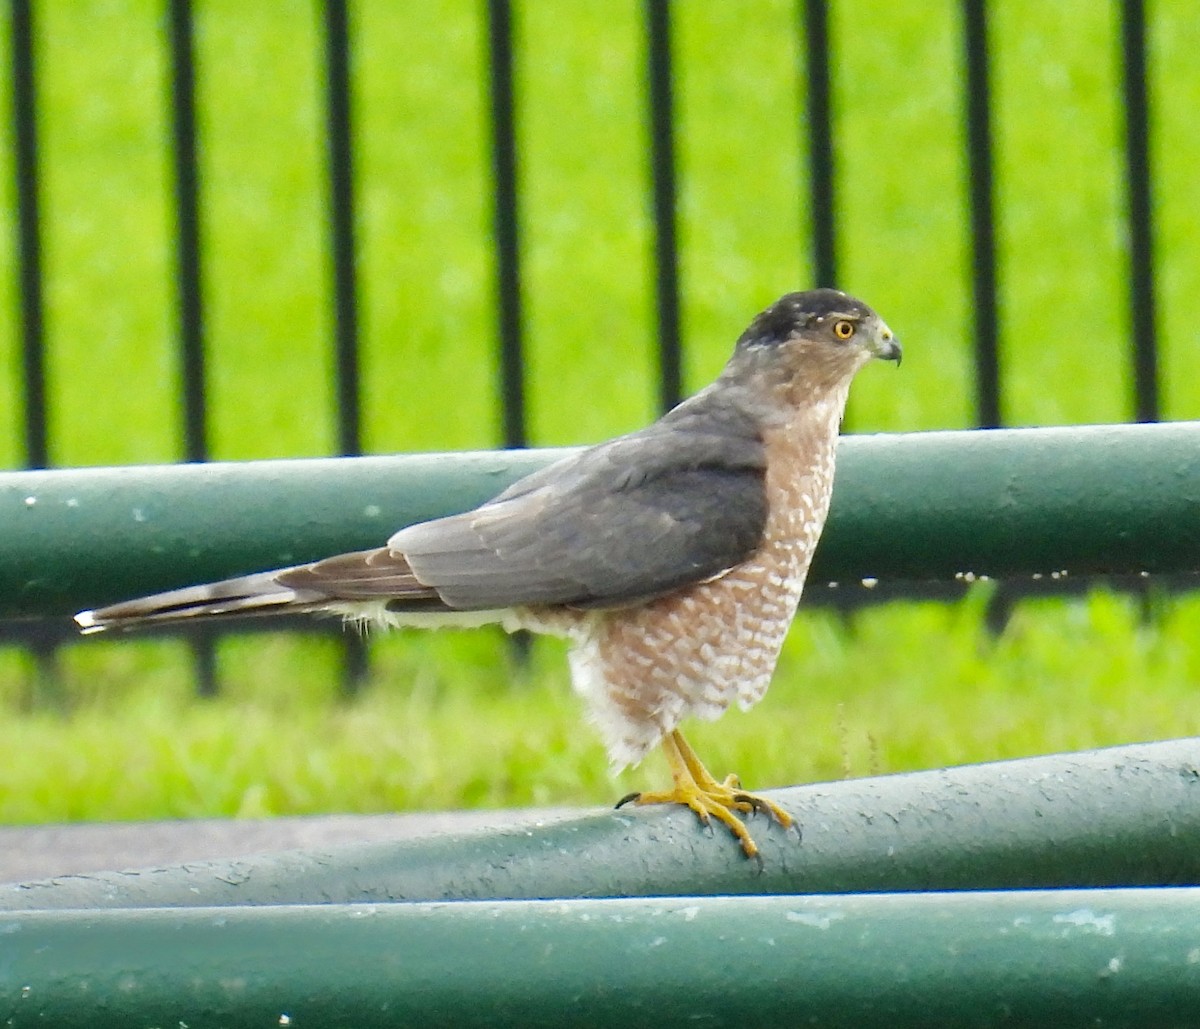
[833,319,855,340]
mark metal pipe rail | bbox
[3,889,1200,1028]
[4,738,1197,911]
[1,421,1198,620]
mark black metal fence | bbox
[1,0,1172,695]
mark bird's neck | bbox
[759,376,849,521]
[760,375,853,440]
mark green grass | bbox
[2,588,1198,823]
[0,2,1198,823]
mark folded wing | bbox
[78,407,768,630]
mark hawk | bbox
[77,289,901,860]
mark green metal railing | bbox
[5,889,1200,1028]
[2,738,1197,911]
[3,422,1200,1025]
[2,739,1199,1026]
[3,421,1199,619]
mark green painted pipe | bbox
[4,739,1198,910]
[0,449,554,619]
[1,421,1198,618]
[3,889,1200,1027]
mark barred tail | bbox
[74,570,324,635]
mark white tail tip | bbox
[74,610,104,634]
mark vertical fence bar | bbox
[168,0,208,464]
[962,0,1009,631]
[186,626,217,702]
[961,0,1001,430]
[643,0,681,414]
[485,0,526,452]
[321,0,368,693]
[10,0,58,695]
[322,0,362,458]
[801,0,837,291]
[11,0,47,471]
[167,0,218,696]
[484,0,531,662]
[1119,0,1159,424]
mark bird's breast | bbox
[543,411,843,768]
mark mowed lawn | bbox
[0,1,1198,822]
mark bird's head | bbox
[728,288,901,401]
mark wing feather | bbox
[78,390,769,629]
[381,404,769,610]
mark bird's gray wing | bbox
[278,420,767,611]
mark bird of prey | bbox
[77,288,900,860]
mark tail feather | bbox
[74,547,454,635]
[74,570,322,634]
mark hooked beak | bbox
[871,324,902,366]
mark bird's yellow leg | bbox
[617,730,793,860]
[671,730,795,832]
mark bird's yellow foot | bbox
[616,729,795,862]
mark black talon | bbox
[615,791,641,809]
[733,792,768,814]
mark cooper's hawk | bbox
[77,288,900,860]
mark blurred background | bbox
[1,0,1197,823]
